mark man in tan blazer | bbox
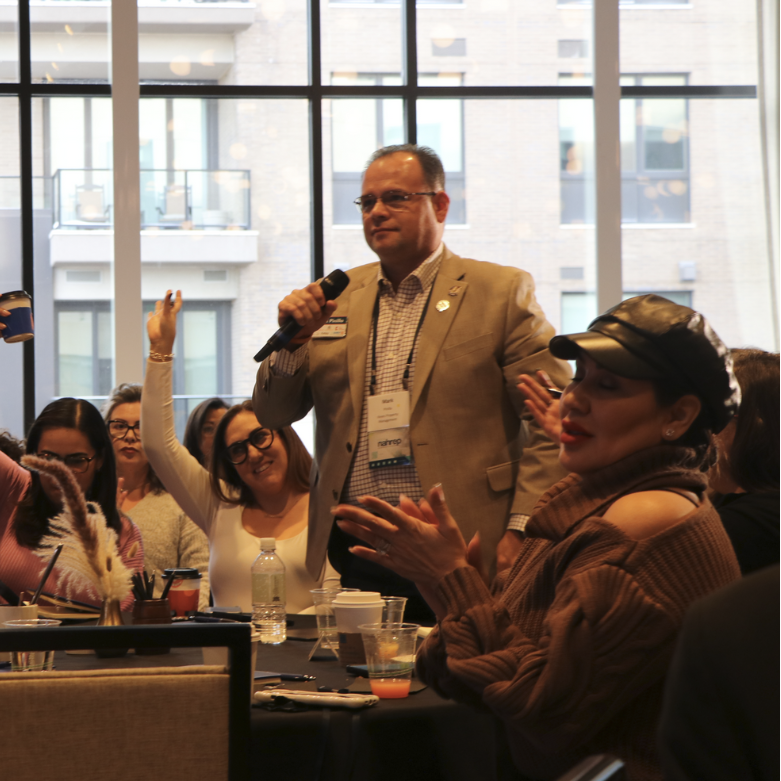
[254,145,570,619]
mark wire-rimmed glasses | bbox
[353,190,437,215]
[35,451,96,474]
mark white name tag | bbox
[367,391,412,468]
[312,317,347,339]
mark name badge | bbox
[312,317,347,339]
[367,391,412,469]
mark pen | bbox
[255,671,316,681]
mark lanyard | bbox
[369,281,436,396]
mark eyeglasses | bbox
[226,428,274,465]
[353,190,437,214]
[108,420,141,440]
[35,451,97,474]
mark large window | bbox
[0,0,775,438]
[560,74,690,225]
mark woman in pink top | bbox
[0,398,143,609]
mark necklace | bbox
[257,492,305,519]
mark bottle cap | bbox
[260,537,276,550]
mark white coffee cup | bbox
[332,591,384,634]
[0,604,38,663]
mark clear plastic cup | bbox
[359,622,419,699]
[3,618,62,672]
[310,587,360,653]
[382,596,407,624]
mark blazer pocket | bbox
[486,460,519,493]
[443,332,493,362]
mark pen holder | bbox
[132,599,172,655]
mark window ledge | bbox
[559,222,695,229]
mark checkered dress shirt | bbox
[273,245,528,531]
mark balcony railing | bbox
[52,168,251,230]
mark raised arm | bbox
[141,291,222,534]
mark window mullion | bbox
[593,0,622,314]
[111,0,143,385]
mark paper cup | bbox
[333,591,384,666]
[0,291,34,343]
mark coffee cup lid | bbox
[0,290,31,304]
[333,591,382,605]
[163,568,201,579]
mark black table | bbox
[52,616,509,781]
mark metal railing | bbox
[52,168,251,230]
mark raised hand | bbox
[518,369,563,445]
[147,290,182,355]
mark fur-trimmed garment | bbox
[416,446,740,781]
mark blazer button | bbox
[346,442,352,453]
[332,489,339,500]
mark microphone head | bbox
[321,269,350,301]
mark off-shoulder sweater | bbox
[416,446,741,781]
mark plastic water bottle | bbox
[251,537,286,644]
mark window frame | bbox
[2,0,763,431]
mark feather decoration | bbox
[21,455,132,604]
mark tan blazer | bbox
[253,247,571,577]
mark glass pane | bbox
[138,0,308,87]
[417,2,591,86]
[324,99,596,338]
[33,97,114,413]
[322,1,401,85]
[31,4,110,83]
[622,99,774,351]
[326,93,404,227]
[620,2,758,85]
[140,98,311,427]
[182,309,217,394]
[0,2,18,83]
[0,98,22,436]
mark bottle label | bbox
[252,573,286,605]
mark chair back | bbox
[0,623,251,781]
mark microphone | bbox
[254,269,350,362]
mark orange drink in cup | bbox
[163,568,201,617]
[359,622,419,699]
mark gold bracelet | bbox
[149,350,174,362]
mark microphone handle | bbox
[253,269,350,363]
[254,320,300,363]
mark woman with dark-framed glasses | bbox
[0,398,144,608]
[102,383,210,608]
[140,290,338,612]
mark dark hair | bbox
[16,398,120,549]
[209,400,312,506]
[725,349,779,492]
[365,144,446,191]
[650,377,716,470]
[102,383,165,495]
[0,429,25,463]
[183,397,230,466]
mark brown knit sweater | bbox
[416,446,740,781]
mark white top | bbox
[141,358,338,613]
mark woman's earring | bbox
[665,428,675,439]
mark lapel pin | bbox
[448,285,462,297]
[435,300,450,312]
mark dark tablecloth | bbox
[51,615,509,781]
